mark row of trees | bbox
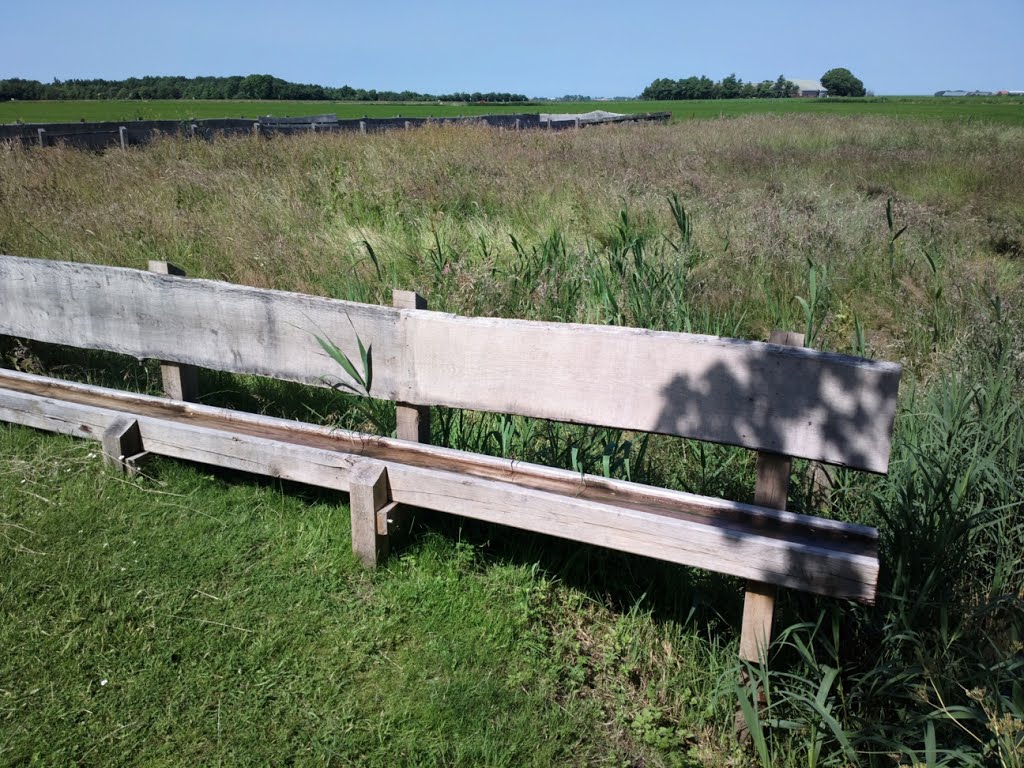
[0,76,528,103]
[642,74,798,100]
[642,69,867,100]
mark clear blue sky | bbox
[3,0,1021,97]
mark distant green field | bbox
[652,96,1024,124]
[2,96,1022,125]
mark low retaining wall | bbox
[0,113,539,150]
[0,110,669,150]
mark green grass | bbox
[649,95,1024,124]
[0,426,733,766]
[1,114,1022,765]
[1,96,1022,126]
[0,100,542,125]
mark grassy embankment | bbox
[1,115,1022,766]
[0,95,1022,126]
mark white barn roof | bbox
[790,79,827,92]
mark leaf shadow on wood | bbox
[651,342,895,601]
[653,340,899,473]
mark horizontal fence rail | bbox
[0,368,879,602]
[0,255,901,471]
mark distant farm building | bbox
[936,90,1001,96]
[789,79,828,98]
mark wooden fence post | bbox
[383,289,431,545]
[147,261,200,402]
[350,461,399,568]
[101,417,148,475]
[37,128,45,147]
[736,329,804,738]
[393,290,431,444]
[739,329,804,663]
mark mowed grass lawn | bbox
[0,424,729,766]
[1,96,1022,125]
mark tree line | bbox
[642,74,798,100]
[0,75,528,103]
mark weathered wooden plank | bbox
[0,254,407,400]
[0,368,878,546]
[0,255,900,469]
[739,583,779,664]
[379,462,877,601]
[0,369,879,601]
[401,313,901,472]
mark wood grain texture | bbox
[0,255,408,400]
[0,369,877,545]
[0,369,879,601]
[0,255,900,470]
[401,314,901,472]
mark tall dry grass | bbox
[2,115,1021,373]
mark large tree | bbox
[821,68,866,97]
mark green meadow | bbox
[1,113,1022,765]
[1,95,1022,125]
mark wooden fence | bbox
[0,254,901,660]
